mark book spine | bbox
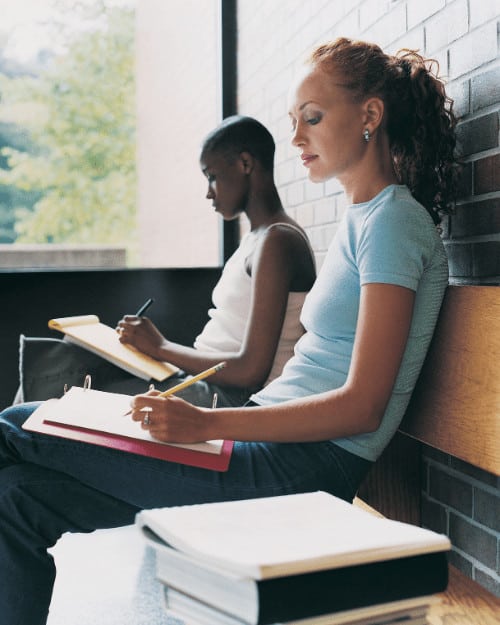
[255,551,448,625]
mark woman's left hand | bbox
[129,391,212,443]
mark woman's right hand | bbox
[116,315,168,360]
[129,391,214,443]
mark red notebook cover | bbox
[23,399,234,472]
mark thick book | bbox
[22,386,233,471]
[162,588,436,625]
[136,491,450,625]
[48,315,179,381]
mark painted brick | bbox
[298,203,315,228]
[448,23,498,79]
[429,465,473,515]
[444,242,474,277]
[421,457,429,493]
[473,241,500,278]
[388,26,425,57]
[422,445,451,466]
[276,159,297,186]
[446,78,470,120]
[439,214,450,239]
[361,2,407,49]
[449,513,498,570]
[308,226,326,252]
[455,113,499,157]
[270,93,289,125]
[456,162,473,200]
[421,495,448,534]
[285,180,305,207]
[314,197,336,224]
[319,223,338,251]
[407,0,445,30]
[450,198,500,238]
[474,154,500,195]
[470,0,500,29]
[474,568,500,598]
[324,177,343,196]
[451,457,500,489]
[315,251,327,271]
[304,179,325,201]
[359,0,390,32]
[472,67,500,113]
[425,0,468,53]
[328,8,362,42]
[293,160,308,183]
[448,549,474,577]
[474,488,500,533]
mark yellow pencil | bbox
[158,362,226,397]
[124,362,226,416]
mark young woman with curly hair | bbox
[0,37,460,625]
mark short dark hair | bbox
[201,115,276,172]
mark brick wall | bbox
[422,445,500,595]
[236,0,499,595]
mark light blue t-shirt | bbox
[251,185,448,462]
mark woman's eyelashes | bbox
[305,113,322,125]
[289,111,322,134]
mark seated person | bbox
[17,115,316,407]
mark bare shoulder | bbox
[260,220,310,252]
[256,221,316,290]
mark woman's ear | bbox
[238,151,255,174]
[362,97,385,134]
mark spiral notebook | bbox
[22,385,233,471]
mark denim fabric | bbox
[0,402,371,625]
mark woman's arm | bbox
[118,226,314,389]
[130,283,415,443]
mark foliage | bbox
[0,121,41,242]
[0,1,137,248]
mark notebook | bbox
[22,386,233,471]
[48,315,179,381]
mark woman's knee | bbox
[0,402,40,429]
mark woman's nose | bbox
[291,122,304,147]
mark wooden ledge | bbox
[428,565,500,625]
[400,285,500,476]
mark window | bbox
[0,0,221,269]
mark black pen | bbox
[135,297,154,317]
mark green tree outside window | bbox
[0,1,137,259]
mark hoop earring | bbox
[363,129,371,143]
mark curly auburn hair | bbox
[308,38,461,224]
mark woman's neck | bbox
[341,136,398,205]
[246,186,287,231]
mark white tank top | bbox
[194,223,314,385]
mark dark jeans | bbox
[0,402,371,625]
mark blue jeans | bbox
[0,402,371,625]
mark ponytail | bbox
[387,50,460,224]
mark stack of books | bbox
[136,491,450,625]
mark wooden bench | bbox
[357,285,500,624]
